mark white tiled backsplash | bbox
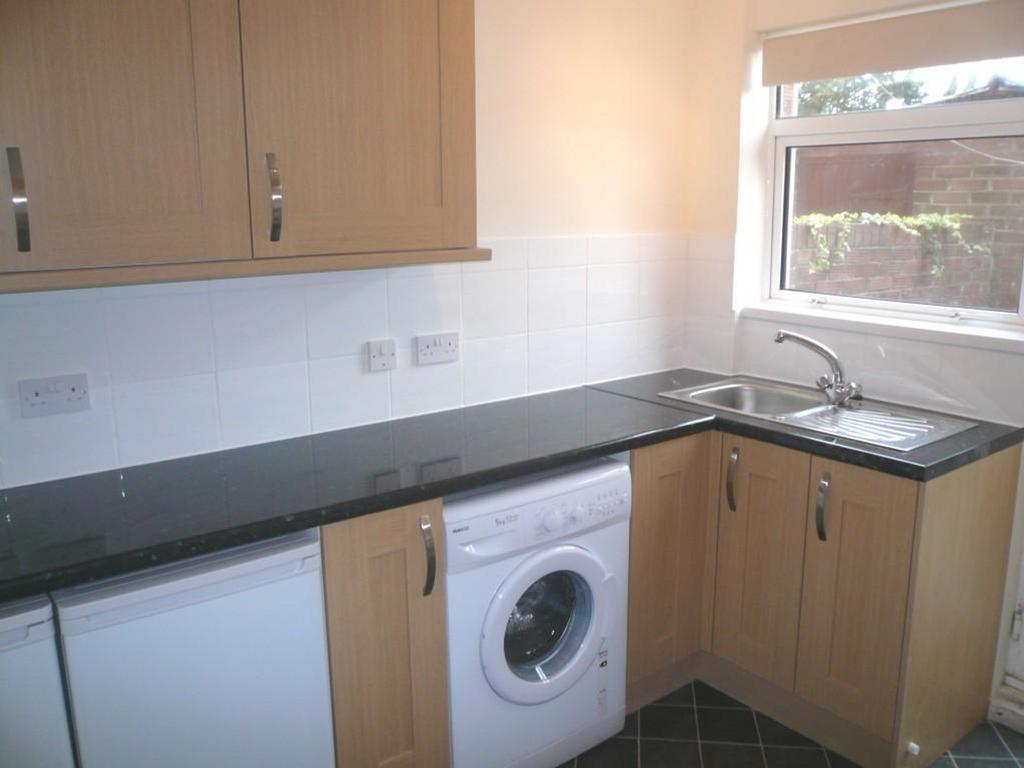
[0,235,735,488]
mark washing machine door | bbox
[480,544,616,705]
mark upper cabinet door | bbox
[796,458,918,740]
[0,1,251,271]
[713,436,810,691]
[239,0,476,259]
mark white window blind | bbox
[762,0,1024,86]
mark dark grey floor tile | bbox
[951,723,1012,757]
[639,705,698,740]
[656,682,695,707]
[756,713,820,748]
[927,758,954,768]
[697,706,760,744]
[953,760,1016,768]
[555,761,577,768]
[618,712,638,738]
[764,746,828,768]
[701,742,766,768]
[640,739,701,768]
[994,722,1024,757]
[694,680,750,708]
[825,749,861,768]
[577,737,638,768]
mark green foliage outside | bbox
[792,212,989,277]
[797,73,925,116]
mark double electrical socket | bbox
[19,373,90,418]
[416,332,459,365]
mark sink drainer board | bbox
[659,377,977,452]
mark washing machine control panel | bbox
[530,485,629,543]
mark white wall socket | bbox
[416,332,459,365]
[19,373,90,418]
[367,338,397,372]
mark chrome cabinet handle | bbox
[6,147,30,252]
[265,152,282,242]
[815,472,831,542]
[419,515,436,597]
[726,447,739,512]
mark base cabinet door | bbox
[627,433,720,707]
[713,436,809,690]
[796,459,918,740]
[321,500,450,768]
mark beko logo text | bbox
[453,525,470,533]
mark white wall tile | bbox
[463,270,527,340]
[587,263,639,324]
[217,362,310,448]
[305,271,387,359]
[309,355,390,431]
[528,327,587,393]
[639,260,687,319]
[940,346,1024,426]
[682,316,735,374]
[686,259,734,318]
[586,321,640,382]
[390,350,462,418]
[113,375,220,467]
[528,267,587,331]
[463,335,528,405]
[588,235,640,264]
[636,316,686,373]
[689,233,736,262]
[105,293,214,384]
[211,286,307,370]
[526,237,587,269]
[467,239,528,272]
[387,272,461,348]
[638,234,688,262]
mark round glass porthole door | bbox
[481,545,615,705]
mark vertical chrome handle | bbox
[815,472,831,542]
[6,147,30,252]
[419,515,436,597]
[265,152,282,242]
[726,447,739,512]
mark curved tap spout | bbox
[774,330,862,406]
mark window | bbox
[769,56,1024,322]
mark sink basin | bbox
[660,377,977,452]
[675,380,825,417]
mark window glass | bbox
[782,137,1024,312]
[778,56,1024,118]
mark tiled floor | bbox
[556,680,1024,768]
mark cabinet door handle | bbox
[815,471,831,542]
[419,514,436,597]
[726,447,740,512]
[5,147,30,252]
[265,152,282,242]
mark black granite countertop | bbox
[2,368,1021,603]
[589,368,1024,482]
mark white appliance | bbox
[52,530,335,768]
[444,458,631,768]
[0,594,76,768]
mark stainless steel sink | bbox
[660,377,977,452]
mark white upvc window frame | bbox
[766,95,1024,329]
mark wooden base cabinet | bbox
[321,500,450,768]
[626,435,1021,768]
[712,436,809,690]
[626,432,721,711]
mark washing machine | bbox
[444,457,631,768]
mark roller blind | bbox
[762,0,1024,86]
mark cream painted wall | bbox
[475,0,691,237]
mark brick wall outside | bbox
[788,137,1024,311]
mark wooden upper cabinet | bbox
[796,458,918,740]
[238,0,476,259]
[0,1,250,272]
[321,499,450,768]
[713,436,810,691]
[627,433,720,709]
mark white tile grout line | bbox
[691,685,705,768]
[749,708,770,768]
[992,720,1024,767]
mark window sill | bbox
[740,301,1024,356]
